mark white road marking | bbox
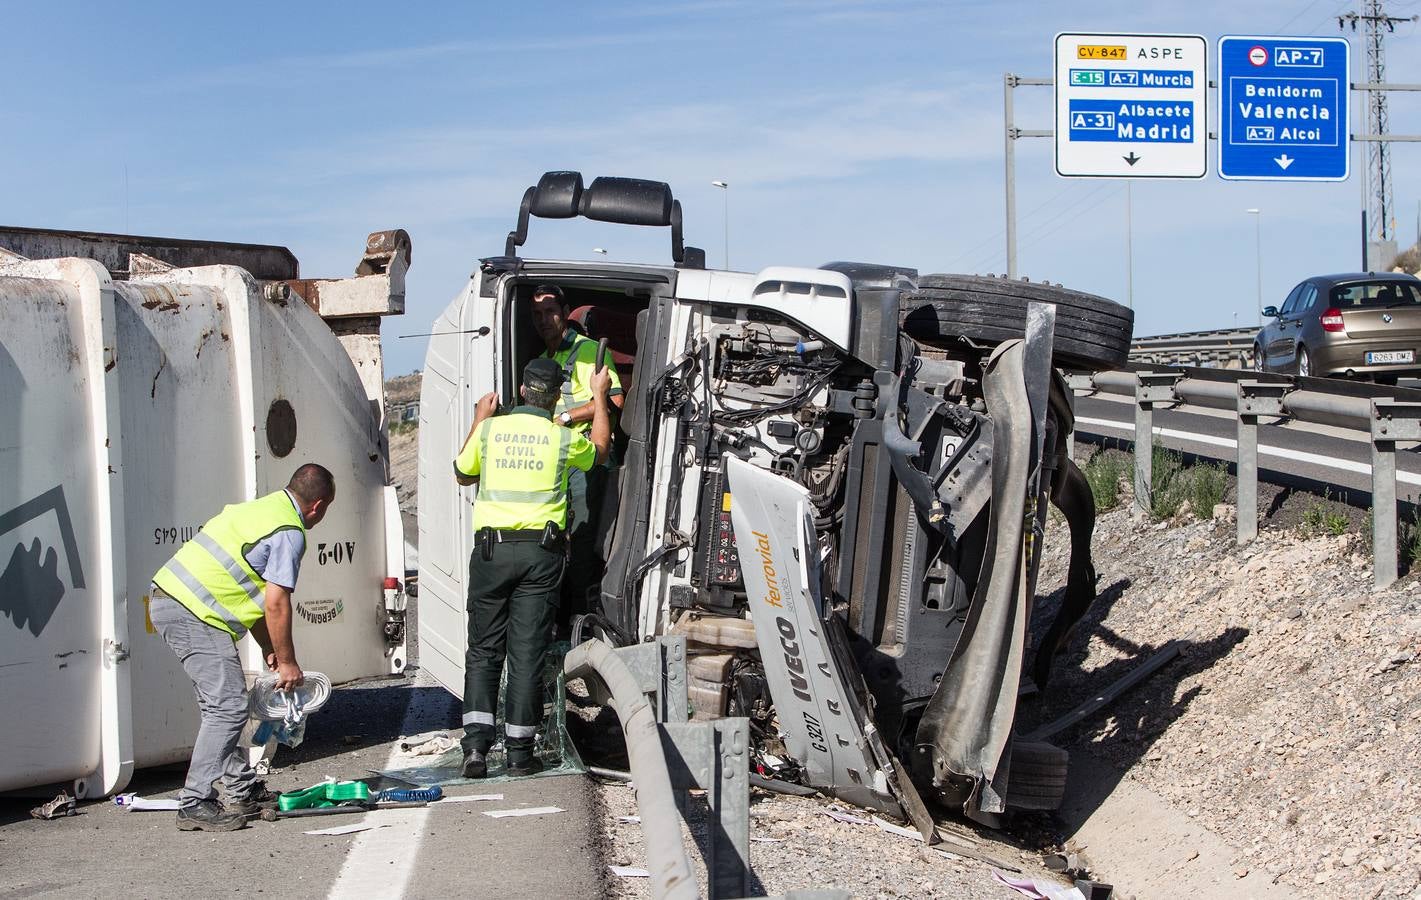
[1074,415,1421,487]
[327,684,449,900]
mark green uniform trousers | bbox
[563,462,608,615]
[462,540,564,760]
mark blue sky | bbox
[5,0,1421,374]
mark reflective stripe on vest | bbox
[471,414,575,531]
[549,333,595,421]
[153,490,306,637]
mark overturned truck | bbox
[418,172,1131,823]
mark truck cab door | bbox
[417,273,502,698]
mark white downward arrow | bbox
[1275,154,1294,170]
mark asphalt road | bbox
[1074,391,1421,506]
[0,670,605,900]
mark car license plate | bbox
[1367,350,1414,364]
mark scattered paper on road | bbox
[616,815,641,824]
[483,806,565,818]
[113,794,182,811]
[608,866,651,878]
[821,808,873,826]
[304,822,390,836]
[442,793,505,803]
[873,816,925,842]
[990,870,1086,900]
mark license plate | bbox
[1367,350,1414,364]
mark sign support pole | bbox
[1002,73,1052,279]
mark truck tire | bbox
[1004,740,1069,812]
[900,274,1134,371]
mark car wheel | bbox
[1297,347,1311,378]
[899,275,1134,371]
[1252,344,1264,373]
[1004,739,1070,812]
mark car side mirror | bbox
[1262,305,1279,318]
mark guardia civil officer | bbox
[454,356,611,777]
[150,463,335,831]
[530,284,624,617]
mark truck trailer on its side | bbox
[0,228,411,798]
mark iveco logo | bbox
[1384,313,1394,323]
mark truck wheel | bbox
[1005,739,1069,811]
[900,274,1134,371]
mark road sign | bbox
[1054,32,1208,179]
[1218,36,1350,181]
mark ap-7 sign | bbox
[1217,36,1350,181]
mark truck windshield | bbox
[1331,281,1421,309]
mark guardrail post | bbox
[1064,373,1095,462]
[609,636,689,724]
[661,719,751,900]
[1236,381,1288,545]
[1133,372,1181,516]
[1370,401,1421,589]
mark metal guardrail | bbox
[1128,327,1259,370]
[1069,363,1421,589]
[565,636,753,900]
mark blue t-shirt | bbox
[243,490,307,590]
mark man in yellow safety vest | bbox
[531,284,624,619]
[150,463,335,831]
[454,356,611,777]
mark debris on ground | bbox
[29,791,76,820]
[112,793,181,811]
[483,806,565,818]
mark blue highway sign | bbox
[1218,36,1350,181]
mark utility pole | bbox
[1341,2,1416,250]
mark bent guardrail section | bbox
[565,636,752,900]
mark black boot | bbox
[505,756,544,777]
[461,749,488,779]
[176,799,246,832]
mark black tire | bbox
[1252,344,1264,373]
[900,274,1134,371]
[1005,740,1069,812]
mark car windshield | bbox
[1331,281,1421,309]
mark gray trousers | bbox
[149,592,257,808]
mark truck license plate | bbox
[1367,350,1414,364]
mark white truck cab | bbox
[418,172,1134,822]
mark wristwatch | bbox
[558,412,573,427]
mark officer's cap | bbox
[522,357,564,393]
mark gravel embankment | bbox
[1031,480,1421,897]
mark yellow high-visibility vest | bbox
[543,330,622,431]
[455,407,595,530]
[153,490,305,637]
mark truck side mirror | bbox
[1261,305,1279,318]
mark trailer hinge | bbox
[104,639,130,665]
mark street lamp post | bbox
[712,180,729,269]
[1246,208,1262,325]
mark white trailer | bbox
[0,230,409,798]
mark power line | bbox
[1341,1,1418,242]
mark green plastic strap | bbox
[277,780,371,811]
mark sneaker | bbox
[505,757,544,777]
[224,784,280,818]
[461,750,487,779]
[176,799,246,832]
